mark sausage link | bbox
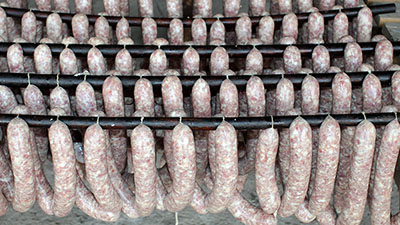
[283,46,302,74]
[104,0,121,16]
[301,75,320,115]
[95,16,111,44]
[223,0,240,17]
[7,43,24,73]
[168,19,183,45]
[115,48,134,75]
[134,78,155,116]
[50,86,71,115]
[46,13,62,43]
[332,72,352,114]
[0,143,13,202]
[7,118,35,212]
[162,76,184,115]
[149,49,167,76]
[75,0,92,14]
[116,18,130,42]
[209,19,225,44]
[308,116,340,214]
[35,0,51,11]
[312,45,330,73]
[250,0,266,16]
[344,42,363,72]
[72,14,89,44]
[245,48,263,75]
[257,16,274,44]
[0,189,7,216]
[0,85,17,113]
[193,0,212,17]
[103,76,127,173]
[281,13,298,40]
[166,0,182,18]
[182,47,200,76]
[256,128,280,214]
[278,117,312,217]
[192,18,207,45]
[393,71,400,110]
[370,120,400,224]
[0,8,7,42]
[210,47,229,76]
[87,47,107,75]
[54,0,70,13]
[21,11,36,43]
[276,78,295,116]
[138,0,153,17]
[375,40,393,71]
[220,79,239,117]
[344,0,358,8]
[333,12,348,43]
[235,16,252,45]
[75,81,97,116]
[337,120,376,225]
[357,7,373,43]
[362,73,382,113]
[59,48,78,75]
[279,0,292,14]
[34,44,53,74]
[142,17,157,45]
[308,12,324,42]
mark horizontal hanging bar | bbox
[1,4,395,28]
[0,71,395,93]
[0,113,397,129]
[0,42,398,57]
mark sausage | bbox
[255,128,280,214]
[209,19,225,43]
[278,117,312,217]
[392,71,400,110]
[166,0,182,18]
[133,78,155,116]
[301,75,320,115]
[308,12,324,43]
[220,79,239,117]
[75,81,97,116]
[283,46,302,74]
[116,18,130,42]
[104,0,121,16]
[163,123,196,212]
[333,12,349,43]
[46,13,63,43]
[149,49,167,76]
[162,76,184,116]
[250,0,266,16]
[336,120,376,225]
[115,48,134,75]
[356,7,373,43]
[87,47,106,75]
[276,78,295,116]
[59,48,78,75]
[298,0,312,12]
[21,11,36,43]
[62,36,78,45]
[182,47,200,76]
[54,0,70,12]
[344,42,362,72]
[50,86,71,115]
[362,73,382,113]
[358,63,374,72]
[24,84,47,115]
[0,85,17,113]
[34,44,53,74]
[87,37,105,45]
[257,16,274,44]
[95,16,111,44]
[344,0,358,8]
[245,48,263,75]
[235,16,252,45]
[75,0,92,14]
[35,0,51,11]
[375,40,393,71]
[0,8,7,42]
[308,116,340,214]
[168,19,183,45]
[120,0,129,16]
[372,34,387,42]
[118,37,134,45]
[7,118,35,212]
[103,76,127,172]
[282,13,298,41]
[223,0,240,17]
[72,14,89,44]
[370,120,400,224]
[138,0,153,17]
[193,0,212,17]
[7,43,24,73]
[84,124,122,211]
[210,47,229,76]
[192,18,207,45]
[6,0,22,8]
[279,0,292,14]
[312,45,330,73]
[332,72,352,114]
[319,0,334,11]
[142,17,157,45]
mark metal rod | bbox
[1,4,395,28]
[0,71,395,93]
[0,42,398,57]
[0,113,397,129]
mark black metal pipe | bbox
[1,3,395,28]
[0,71,394,94]
[0,113,397,130]
[0,42,397,58]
